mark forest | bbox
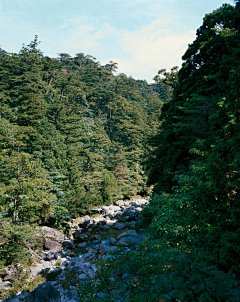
[1,1,240,301]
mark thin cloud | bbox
[103,18,196,82]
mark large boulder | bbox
[78,215,91,228]
[92,216,106,226]
[1,265,17,276]
[118,207,138,222]
[115,230,143,246]
[40,226,65,242]
[62,240,75,249]
[24,282,60,302]
[113,223,127,230]
[44,240,62,251]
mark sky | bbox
[0,0,234,83]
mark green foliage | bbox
[0,218,41,268]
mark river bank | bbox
[1,197,149,302]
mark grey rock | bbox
[46,252,55,261]
[109,205,121,212]
[82,263,98,278]
[81,228,91,235]
[1,265,17,276]
[0,281,12,290]
[99,243,110,252]
[107,246,119,252]
[30,263,44,277]
[118,208,138,222]
[62,240,75,249]
[113,223,127,230]
[80,253,96,263]
[54,252,62,259]
[72,230,82,239]
[77,273,87,280]
[75,233,88,241]
[24,282,60,302]
[127,221,137,228]
[78,215,91,228]
[91,234,101,241]
[3,275,19,282]
[60,261,68,269]
[110,238,116,245]
[100,225,110,230]
[77,242,86,248]
[40,226,65,242]
[92,239,101,245]
[18,290,29,301]
[2,294,20,302]
[64,289,78,301]
[89,223,97,229]
[88,248,97,253]
[44,240,62,251]
[91,207,103,214]
[38,252,47,259]
[92,216,106,226]
[115,230,143,246]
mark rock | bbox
[30,263,45,277]
[81,228,91,235]
[91,207,103,214]
[100,225,110,230]
[54,252,62,259]
[0,281,12,291]
[77,273,87,280]
[127,221,137,228]
[82,263,98,278]
[3,275,19,282]
[44,240,62,251]
[38,252,47,259]
[64,289,78,301]
[88,248,97,253]
[78,215,91,228]
[2,294,20,302]
[72,229,82,239]
[60,261,68,269]
[89,223,97,229]
[77,242,86,248]
[106,219,118,225]
[91,234,101,241]
[118,207,138,222]
[46,252,55,261]
[80,253,96,263]
[92,239,101,245]
[1,265,17,276]
[115,230,143,246]
[109,205,121,212]
[24,282,60,302]
[99,243,110,252]
[62,240,75,249]
[18,290,29,300]
[92,216,106,226]
[113,223,127,230]
[107,246,119,252]
[40,226,65,242]
[110,238,116,245]
[74,233,88,241]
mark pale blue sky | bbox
[0,0,234,82]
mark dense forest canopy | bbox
[1,2,240,301]
[0,38,171,228]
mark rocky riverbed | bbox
[0,197,149,302]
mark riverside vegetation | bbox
[1,1,240,301]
